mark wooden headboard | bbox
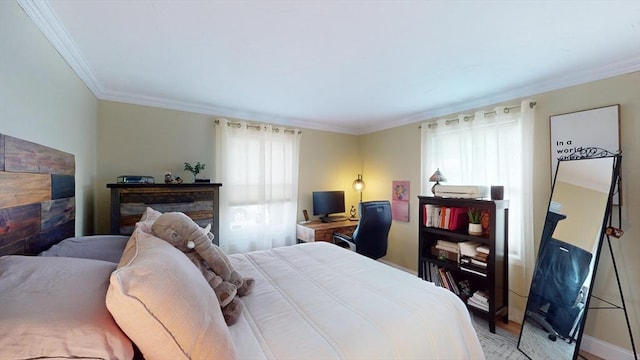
[0,134,75,256]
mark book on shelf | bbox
[473,252,489,262]
[458,242,490,264]
[467,290,489,311]
[432,239,459,262]
[423,205,469,231]
[460,255,487,268]
[459,264,488,277]
[476,245,490,255]
[458,241,482,258]
[470,258,487,269]
[472,290,489,301]
[468,297,489,311]
[436,239,458,253]
[448,207,469,231]
[470,258,487,268]
[445,270,460,295]
[460,260,488,272]
[448,242,489,277]
[441,207,450,229]
[432,245,458,263]
[438,268,452,291]
[424,204,439,227]
[435,267,460,296]
[428,263,442,286]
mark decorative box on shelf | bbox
[117,175,154,184]
[433,185,488,199]
[431,245,459,263]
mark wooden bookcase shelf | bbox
[417,196,509,333]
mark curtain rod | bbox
[421,101,537,129]
[214,119,302,135]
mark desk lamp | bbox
[352,174,366,202]
[429,168,446,195]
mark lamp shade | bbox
[428,168,446,183]
[353,174,365,202]
[429,168,446,196]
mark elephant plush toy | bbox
[151,211,254,325]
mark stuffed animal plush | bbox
[151,212,254,325]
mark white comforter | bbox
[229,242,485,360]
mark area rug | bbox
[471,315,528,360]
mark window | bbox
[215,120,301,254]
[421,100,536,319]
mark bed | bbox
[0,134,485,359]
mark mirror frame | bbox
[518,150,621,360]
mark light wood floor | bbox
[495,319,603,360]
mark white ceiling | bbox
[19,0,640,135]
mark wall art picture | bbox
[550,104,620,204]
[392,180,410,222]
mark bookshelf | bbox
[417,196,509,333]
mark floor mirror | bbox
[517,153,621,360]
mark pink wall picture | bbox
[392,181,410,222]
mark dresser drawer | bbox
[108,183,221,243]
[296,221,357,243]
[315,229,336,242]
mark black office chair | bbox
[526,237,592,342]
[333,200,391,259]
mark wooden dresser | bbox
[296,220,358,243]
[107,183,222,244]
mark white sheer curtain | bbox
[214,119,301,254]
[420,100,535,321]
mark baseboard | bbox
[381,259,638,360]
[378,259,417,275]
[581,334,637,360]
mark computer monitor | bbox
[312,190,346,222]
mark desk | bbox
[296,220,358,243]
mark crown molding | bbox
[17,0,103,97]
[99,90,361,135]
[125,54,637,136]
[369,55,640,135]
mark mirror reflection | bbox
[518,156,618,360]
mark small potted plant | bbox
[467,208,483,236]
[184,161,205,182]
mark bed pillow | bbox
[0,256,134,360]
[134,206,163,233]
[39,234,130,263]
[106,229,237,360]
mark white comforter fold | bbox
[229,242,485,360]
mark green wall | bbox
[3,0,638,353]
[0,0,98,235]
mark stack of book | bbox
[437,267,460,296]
[467,290,489,311]
[423,205,469,231]
[459,242,489,277]
[431,239,459,262]
[427,264,461,296]
[427,263,443,287]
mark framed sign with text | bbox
[550,104,620,204]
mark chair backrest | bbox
[352,200,392,259]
